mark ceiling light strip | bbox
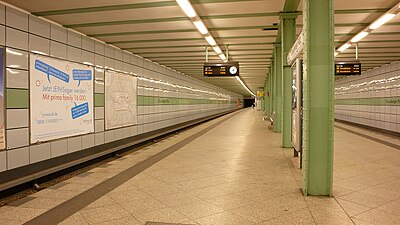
[336,3,400,56]
[176,0,227,62]
[235,76,256,96]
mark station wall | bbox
[0,4,242,173]
[335,61,400,134]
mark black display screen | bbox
[335,63,361,75]
[203,62,239,77]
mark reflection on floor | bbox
[0,109,399,225]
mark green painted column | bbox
[281,13,297,147]
[270,60,275,118]
[302,0,334,196]
[268,68,273,117]
[261,97,265,111]
[274,44,282,133]
[265,78,269,114]
[263,81,268,113]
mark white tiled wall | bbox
[335,61,400,133]
[0,4,242,172]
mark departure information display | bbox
[204,62,239,77]
[335,63,361,75]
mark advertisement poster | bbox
[105,70,137,130]
[30,54,94,143]
[0,48,4,149]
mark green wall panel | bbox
[7,89,29,109]
[137,95,233,106]
[335,96,400,106]
[94,93,105,107]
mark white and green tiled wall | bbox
[0,5,241,172]
[335,61,400,133]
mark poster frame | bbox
[29,53,95,144]
[104,69,138,131]
[0,47,5,150]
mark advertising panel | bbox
[0,48,4,149]
[30,54,94,143]
[105,70,137,130]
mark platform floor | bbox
[1,109,400,225]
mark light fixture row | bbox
[235,76,256,97]
[335,2,400,56]
[176,0,255,97]
[176,0,227,62]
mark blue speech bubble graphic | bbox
[73,69,92,87]
[35,60,70,83]
[71,102,89,119]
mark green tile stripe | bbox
[7,89,29,109]
[4,91,234,109]
[138,96,235,106]
[95,93,105,107]
[335,96,400,106]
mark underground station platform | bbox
[0,0,400,224]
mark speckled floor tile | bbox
[135,208,191,224]
[195,211,255,225]
[173,200,225,220]
[59,212,89,225]
[354,208,400,225]
[80,204,130,224]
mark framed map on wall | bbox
[105,70,138,130]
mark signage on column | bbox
[203,62,239,77]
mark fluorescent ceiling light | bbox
[334,52,339,57]
[369,13,396,29]
[6,68,19,74]
[176,0,197,17]
[235,76,256,96]
[83,61,94,66]
[219,54,227,61]
[31,50,48,55]
[213,46,222,54]
[351,31,369,42]
[205,36,216,46]
[6,48,23,56]
[193,21,208,34]
[338,43,351,52]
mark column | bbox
[268,67,273,117]
[264,80,268,113]
[270,61,275,119]
[274,44,282,133]
[281,13,297,147]
[302,0,334,196]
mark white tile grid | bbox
[1,4,240,170]
[335,61,400,133]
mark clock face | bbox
[229,66,238,75]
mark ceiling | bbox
[3,0,400,97]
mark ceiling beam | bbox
[147,53,271,59]
[88,21,400,38]
[122,42,274,50]
[65,12,281,28]
[136,48,274,54]
[108,35,276,45]
[32,0,257,16]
